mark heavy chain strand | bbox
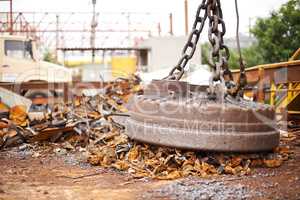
[165,0,208,80]
[166,0,237,96]
[206,0,233,94]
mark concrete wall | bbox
[138,36,202,72]
[225,33,256,49]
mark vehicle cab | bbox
[0,35,72,83]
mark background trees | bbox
[201,0,300,69]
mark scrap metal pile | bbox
[0,76,295,180]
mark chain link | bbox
[207,0,231,86]
[165,0,241,97]
[165,0,208,80]
[234,0,247,97]
[165,0,231,83]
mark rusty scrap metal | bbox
[0,76,293,180]
[0,76,141,149]
[87,127,292,179]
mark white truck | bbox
[0,35,72,98]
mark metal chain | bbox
[165,0,208,80]
[234,0,247,96]
[165,0,244,97]
[165,0,231,84]
[206,0,233,94]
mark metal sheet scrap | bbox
[0,76,293,180]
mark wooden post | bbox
[9,0,13,35]
[55,15,59,61]
[257,67,265,103]
[270,81,276,106]
[184,0,189,36]
[169,13,173,35]
[63,82,69,103]
[158,22,161,36]
[288,82,293,102]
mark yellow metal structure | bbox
[289,48,300,61]
[270,82,300,116]
[270,49,300,118]
[64,58,103,67]
[111,56,137,78]
[232,48,300,121]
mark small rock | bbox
[32,152,40,158]
[18,143,32,151]
[62,142,74,151]
[54,148,67,156]
[279,130,289,137]
[79,147,86,152]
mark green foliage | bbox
[227,48,240,69]
[43,49,57,63]
[201,43,265,69]
[241,45,265,67]
[251,0,300,63]
[201,0,300,69]
[201,43,211,67]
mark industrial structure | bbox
[232,48,300,124]
[0,0,172,62]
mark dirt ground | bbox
[0,132,300,200]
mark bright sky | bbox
[4,0,288,36]
[0,0,289,48]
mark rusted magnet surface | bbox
[125,80,279,152]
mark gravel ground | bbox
[142,178,254,200]
[0,131,299,200]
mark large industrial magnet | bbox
[125,80,279,152]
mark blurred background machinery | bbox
[232,48,300,125]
